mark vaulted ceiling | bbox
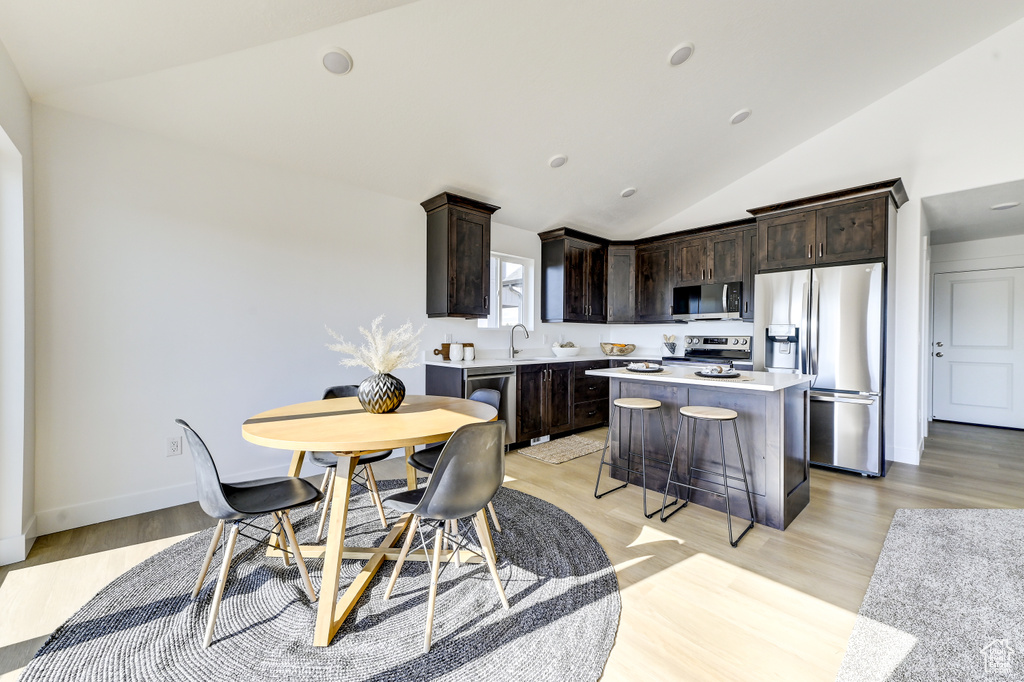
[2,0,1023,238]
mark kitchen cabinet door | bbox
[675,238,706,286]
[758,210,816,271]
[741,228,757,321]
[636,243,673,322]
[547,363,575,434]
[585,243,607,322]
[607,245,636,323]
[815,197,886,265]
[423,193,499,318]
[708,231,744,283]
[562,240,589,321]
[516,365,546,441]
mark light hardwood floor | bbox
[1,421,1021,680]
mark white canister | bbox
[464,346,476,361]
[449,343,464,361]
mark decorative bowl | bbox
[551,346,581,357]
[600,343,636,356]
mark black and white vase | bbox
[358,373,406,414]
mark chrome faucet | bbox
[509,323,529,359]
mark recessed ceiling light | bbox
[549,154,568,168]
[621,188,637,198]
[990,201,1020,210]
[321,48,353,75]
[730,108,752,125]
[668,43,695,66]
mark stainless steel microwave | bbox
[672,282,742,322]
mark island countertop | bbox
[585,367,813,392]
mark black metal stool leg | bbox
[718,421,736,545]
[594,405,627,499]
[661,415,686,521]
[685,415,697,506]
[733,419,756,539]
[640,409,655,518]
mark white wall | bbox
[640,16,1024,465]
[31,105,621,534]
[0,38,34,565]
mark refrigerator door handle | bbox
[809,278,820,379]
[810,391,875,405]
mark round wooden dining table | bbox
[242,394,498,647]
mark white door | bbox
[931,268,1024,428]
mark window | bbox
[478,253,534,329]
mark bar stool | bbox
[594,397,675,519]
[660,406,755,547]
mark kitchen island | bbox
[585,367,813,530]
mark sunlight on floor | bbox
[627,523,685,549]
[0,533,194,681]
[606,552,859,682]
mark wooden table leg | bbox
[314,454,358,647]
[269,450,307,558]
[405,446,419,490]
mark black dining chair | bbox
[176,419,322,648]
[310,385,395,540]
[407,388,503,532]
[381,420,509,652]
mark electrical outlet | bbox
[166,436,183,457]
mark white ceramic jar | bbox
[449,343,464,361]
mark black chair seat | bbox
[382,488,425,515]
[308,449,393,469]
[222,476,322,517]
[407,444,443,474]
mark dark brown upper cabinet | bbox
[540,230,607,323]
[674,231,744,286]
[422,192,499,318]
[751,178,906,272]
[635,241,674,323]
[606,245,636,323]
[741,227,757,321]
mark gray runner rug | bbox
[837,508,1024,681]
[21,484,620,681]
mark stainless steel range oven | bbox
[662,335,753,370]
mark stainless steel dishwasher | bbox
[464,365,517,444]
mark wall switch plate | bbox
[530,435,551,446]
[166,435,183,457]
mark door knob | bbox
[935,352,944,357]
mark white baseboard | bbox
[0,515,37,566]
[893,443,923,466]
[34,465,287,536]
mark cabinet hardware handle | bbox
[589,385,597,391]
[744,301,748,313]
[587,410,597,417]
[701,269,705,280]
[709,267,712,280]
[484,295,488,308]
[807,244,811,259]
[819,243,823,258]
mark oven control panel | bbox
[684,336,750,350]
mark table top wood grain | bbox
[241,394,498,452]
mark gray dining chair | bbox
[176,419,322,648]
[407,388,503,532]
[382,420,509,653]
[311,385,395,540]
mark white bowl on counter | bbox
[551,346,582,357]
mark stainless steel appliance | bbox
[463,365,516,444]
[672,282,743,322]
[663,335,753,370]
[753,262,888,475]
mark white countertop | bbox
[584,366,813,392]
[425,354,660,370]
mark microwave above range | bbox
[672,282,742,322]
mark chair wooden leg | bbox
[474,510,509,609]
[203,522,239,648]
[487,501,502,533]
[280,511,317,602]
[313,468,331,512]
[192,520,224,599]
[425,525,444,653]
[451,520,462,568]
[316,467,336,542]
[384,514,420,600]
[364,465,389,529]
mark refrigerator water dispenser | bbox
[764,324,800,371]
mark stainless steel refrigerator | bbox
[753,262,889,475]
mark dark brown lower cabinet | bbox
[516,363,574,441]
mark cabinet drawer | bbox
[575,372,609,401]
[573,399,608,429]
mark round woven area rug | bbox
[21,484,620,681]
